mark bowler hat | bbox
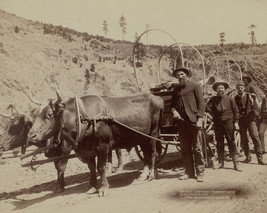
[242,75,252,83]
[212,81,229,91]
[173,68,192,78]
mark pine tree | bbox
[248,24,257,45]
[219,32,225,47]
[119,14,127,40]
[103,20,108,37]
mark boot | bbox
[243,156,251,163]
[213,161,224,169]
[258,159,266,165]
[196,173,204,182]
[233,161,242,172]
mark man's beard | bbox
[178,78,187,85]
[238,91,244,96]
[217,91,224,97]
[177,80,186,88]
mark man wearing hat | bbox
[242,75,256,96]
[234,81,264,164]
[207,81,241,171]
[170,68,205,182]
[259,88,267,154]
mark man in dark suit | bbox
[170,68,205,182]
[234,81,264,165]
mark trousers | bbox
[178,120,205,176]
[259,119,267,153]
[239,117,262,160]
[213,119,238,162]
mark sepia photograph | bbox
[0,0,267,212]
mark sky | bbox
[1,0,267,45]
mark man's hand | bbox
[196,117,203,128]
[172,110,182,120]
[234,122,239,131]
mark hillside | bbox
[0,10,169,130]
[0,9,267,133]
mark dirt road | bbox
[0,148,267,213]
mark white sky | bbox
[1,0,267,45]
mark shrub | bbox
[90,63,95,72]
[85,69,90,78]
[59,49,62,55]
[72,57,78,64]
[14,26,19,33]
[84,54,88,61]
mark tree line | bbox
[219,24,258,47]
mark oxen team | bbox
[0,87,164,196]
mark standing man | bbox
[242,75,256,96]
[234,81,265,165]
[206,81,241,171]
[259,88,267,154]
[170,68,205,182]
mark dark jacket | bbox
[260,97,267,119]
[171,81,205,123]
[234,93,255,118]
[206,95,239,123]
[245,84,256,95]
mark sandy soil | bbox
[0,147,267,213]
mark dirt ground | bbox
[0,147,267,213]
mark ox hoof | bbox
[148,175,155,181]
[111,166,123,174]
[98,187,110,197]
[134,175,149,184]
[54,187,65,194]
[87,187,98,194]
[115,166,123,173]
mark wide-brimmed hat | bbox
[236,81,245,87]
[212,81,229,91]
[242,75,252,83]
[173,68,192,78]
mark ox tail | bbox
[156,109,163,155]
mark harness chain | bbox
[81,115,175,145]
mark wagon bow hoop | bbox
[74,96,82,144]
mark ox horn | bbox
[24,90,42,106]
[0,111,11,118]
[54,82,63,104]
[6,104,21,115]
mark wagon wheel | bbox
[134,142,168,164]
[234,131,242,155]
[203,112,217,168]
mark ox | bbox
[28,92,164,196]
[0,103,122,193]
[0,108,72,193]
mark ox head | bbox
[27,84,65,146]
[0,105,34,153]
